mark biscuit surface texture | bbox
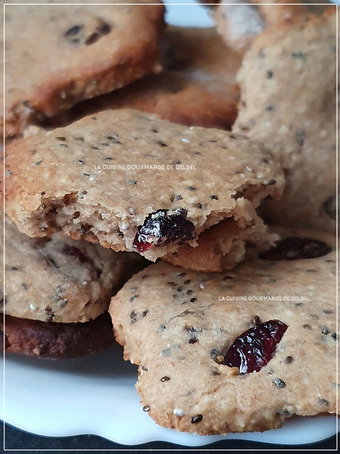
[2,0,164,137]
[4,109,284,262]
[110,227,337,435]
[65,27,241,130]
[234,10,336,231]
[164,198,278,272]
[1,215,138,323]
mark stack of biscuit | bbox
[1,0,338,436]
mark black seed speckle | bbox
[161,376,170,382]
[127,179,137,185]
[21,282,28,290]
[143,405,150,412]
[295,129,305,147]
[64,25,82,37]
[274,378,286,388]
[191,414,203,424]
[285,355,293,364]
[186,186,196,191]
[211,370,220,376]
[189,337,198,344]
[321,326,329,335]
[130,311,137,324]
[267,70,273,79]
[292,52,305,59]
[318,398,329,406]
[252,315,261,326]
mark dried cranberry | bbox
[62,245,89,263]
[133,209,195,253]
[222,319,287,374]
[259,237,331,260]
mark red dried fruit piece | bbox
[259,237,331,260]
[222,319,287,374]
[133,209,195,253]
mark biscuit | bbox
[4,109,284,263]
[109,226,337,435]
[1,215,145,323]
[0,313,114,359]
[233,10,336,231]
[62,27,241,130]
[2,0,164,137]
[213,0,330,53]
[164,198,278,272]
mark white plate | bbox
[1,0,338,447]
[1,344,338,446]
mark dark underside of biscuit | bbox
[0,312,114,359]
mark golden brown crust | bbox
[55,27,241,130]
[2,0,165,137]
